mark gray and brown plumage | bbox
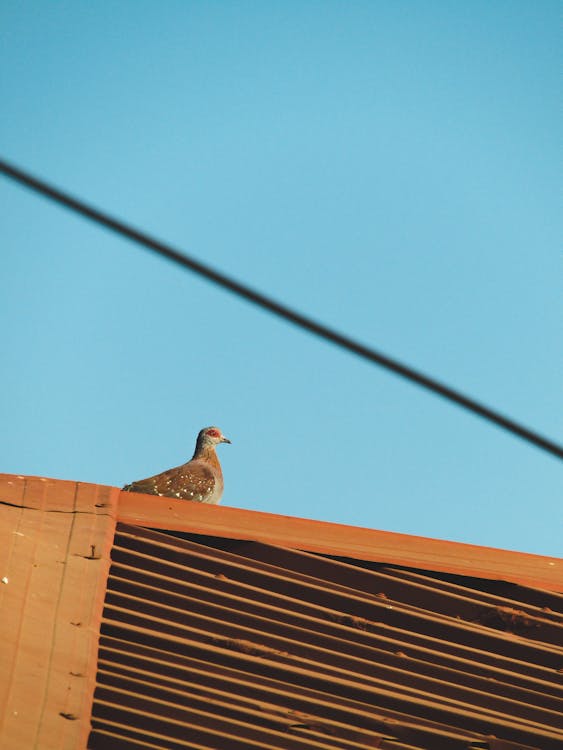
[122,426,231,504]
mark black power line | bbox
[1,157,561,461]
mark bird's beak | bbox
[221,435,232,444]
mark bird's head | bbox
[198,426,231,447]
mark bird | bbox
[122,426,231,504]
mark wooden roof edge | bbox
[1,473,561,592]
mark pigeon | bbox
[122,426,231,504]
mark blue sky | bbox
[1,1,561,556]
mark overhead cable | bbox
[1,157,561,460]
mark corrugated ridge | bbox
[206,539,563,642]
[90,722,213,750]
[378,565,563,614]
[107,558,562,706]
[96,635,551,750]
[97,642,395,738]
[97,631,548,750]
[90,525,563,750]
[97,616,560,749]
[120,528,563,621]
[111,529,563,675]
[94,680,361,750]
[100,595,562,740]
[379,565,563,611]
[97,661,384,748]
[103,572,562,728]
[95,632,502,750]
[97,665,376,750]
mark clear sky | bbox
[1,2,561,556]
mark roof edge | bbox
[1,474,560,592]
[0,473,118,750]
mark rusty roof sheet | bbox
[117,486,561,591]
[0,475,118,750]
[90,525,563,750]
[1,473,562,750]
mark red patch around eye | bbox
[207,428,219,437]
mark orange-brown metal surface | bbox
[2,473,562,750]
[0,474,118,750]
[90,525,563,750]
[5,474,560,592]
[117,486,562,592]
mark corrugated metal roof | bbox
[1,473,562,750]
[90,524,563,750]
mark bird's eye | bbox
[207,428,219,438]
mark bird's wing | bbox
[122,467,177,496]
[123,460,217,502]
[168,461,217,501]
